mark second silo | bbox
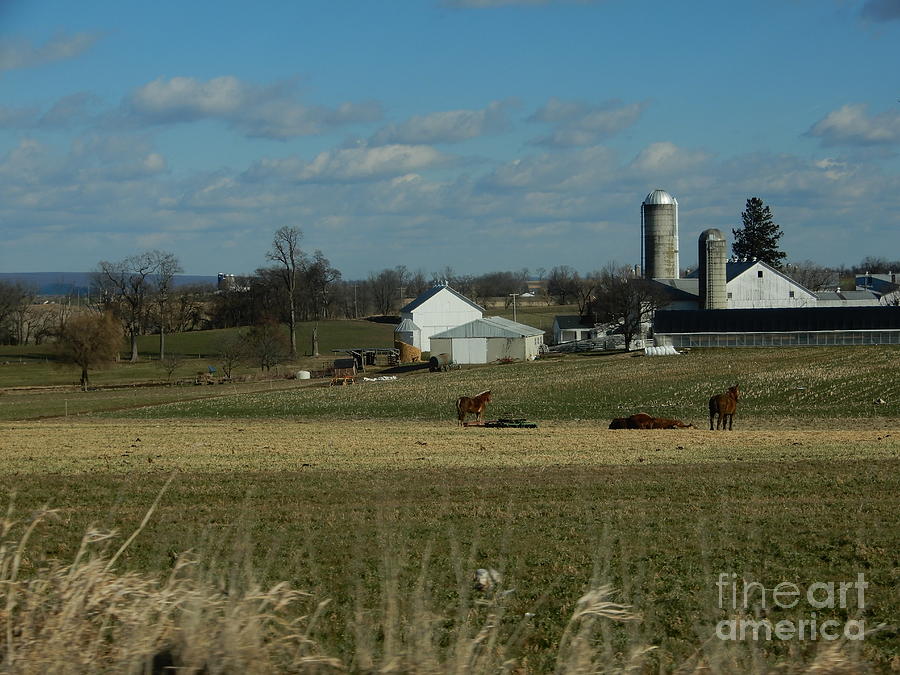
[698,228,727,310]
[641,189,679,279]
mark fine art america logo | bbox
[716,573,868,641]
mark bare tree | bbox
[158,354,182,383]
[368,266,408,315]
[56,311,123,390]
[786,260,836,291]
[574,272,599,316]
[150,251,183,360]
[547,265,580,305]
[215,331,245,380]
[266,226,307,357]
[10,284,37,345]
[95,253,157,362]
[170,283,211,332]
[242,320,289,372]
[590,264,670,351]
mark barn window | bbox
[727,292,733,299]
[757,270,763,278]
[789,291,795,298]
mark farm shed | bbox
[429,316,544,364]
[552,315,594,345]
[399,284,484,352]
[653,306,900,347]
[332,358,357,377]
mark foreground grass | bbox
[109,346,900,427]
[1,420,897,671]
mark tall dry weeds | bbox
[0,491,880,674]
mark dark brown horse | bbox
[610,413,694,429]
[457,390,492,426]
[709,386,739,430]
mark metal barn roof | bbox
[654,307,900,334]
[394,318,420,332]
[399,284,485,314]
[430,316,544,339]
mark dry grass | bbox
[0,493,341,674]
[0,421,895,672]
[2,420,899,475]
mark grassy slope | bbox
[0,319,394,390]
[109,346,900,427]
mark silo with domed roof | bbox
[641,189,679,279]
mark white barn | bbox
[429,316,544,364]
[399,284,484,352]
[653,260,878,309]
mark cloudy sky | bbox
[2,0,899,278]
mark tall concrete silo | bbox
[698,228,727,310]
[641,189,679,279]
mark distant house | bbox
[552,315,594,345]
[399,284,484,352]
[429,316,544,364]
[856,273,899,303]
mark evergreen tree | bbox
[732,197,787,268]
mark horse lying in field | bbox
[609,413,695,429]
[709,385,739,430]
[457,390,492,426]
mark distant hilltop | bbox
[0,272,218,296]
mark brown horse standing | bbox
[709,386,739,430]
[457,390,492,426]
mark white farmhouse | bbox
[398,284,484,352]
[429,316,544,364]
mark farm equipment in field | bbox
[463,417,538,429]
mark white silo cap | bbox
[643,189,677,205]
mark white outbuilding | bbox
[399,284,484,352]
[429,316,544,364]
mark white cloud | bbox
[244,144,455,183]
[122,75,382,139]
[529,98,648,146]
[481,145,618,190]
[0,32,101,73]
[3,130,900,276]
[807,103,900,147]
[629,142,711,173]
[369,100,516,145]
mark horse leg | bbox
[709,412,715,431]
[728,413,734,430]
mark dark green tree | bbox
[732,197,787,268]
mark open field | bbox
[0,319,395,389]
[1,420,898,671]
[106,346,900,428]
[1,345,899,671]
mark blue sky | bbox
[1,0,899,278]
